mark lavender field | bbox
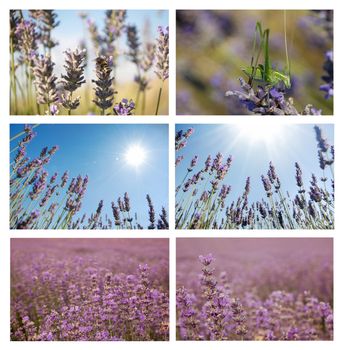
[10,10,169,115]
[11,239,169,341]
[175,124,334,229]
[10,124,169,230]
[176,238,333,340]
[177,10,333,115]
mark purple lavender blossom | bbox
[320,50,333,99]
[113,98,135,115]
[15,19,38,64]
[198,253,215,266]
[155,26,169,81]
[226,78,322,115]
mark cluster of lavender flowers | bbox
[175,126,334,229]
[10,10,169,115]
[11,239,169,341]
[177,252,333,340]
[226,78,322,115]
[10,125,168,230]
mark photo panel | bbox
[11,238,169,340]
[176,10,333,115]
[175,123,334,229]
[10,124,169,230]
[10,9,169,116]
[176,237,333,340]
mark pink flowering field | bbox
[176,238,333,340]
[11,238,169,341]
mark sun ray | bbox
[233,123,286,146]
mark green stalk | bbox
[10,38,18,114]
[277,188,295,229]
[68,92,73,115]
[155,81,164,115]
[205,198,221,229]
[135,88,141,112]
[51,192,70,226]
[53,208,68,229]
[134,64,142,112]
[267,194,280,229]
[176,170,191,196]
[62,212,75,229]
[127,210,133,229]
[176,189,194,228]
[28,63,33,114]
[14,75,25,104]
[25,65,30,112]
[142,90,146,115]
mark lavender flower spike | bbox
[155,26,169,81]
[126,25,140,65]
[32,54,58,110]
[15,19,38,64]
[146,194,156,230]
[105,10,127,40]
[60,48,87,113]
[92,55,116,114]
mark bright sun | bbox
[234,123,285,146]
[124,144,147,168]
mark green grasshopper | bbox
[242,21,291,89]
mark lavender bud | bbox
[60,48,87,112]
[15,19,38,64]
[155,26,169,81]
[126,25,140,65]
[32,54,58,106]
[92,55,116,114]
[146,194,155,229]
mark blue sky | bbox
[21,10,169,83]
[10,124,169,227]
[176,123,334,206]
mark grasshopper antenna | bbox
[249,22,264,86]
[248,24,258,85]
[264,28,270,83]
